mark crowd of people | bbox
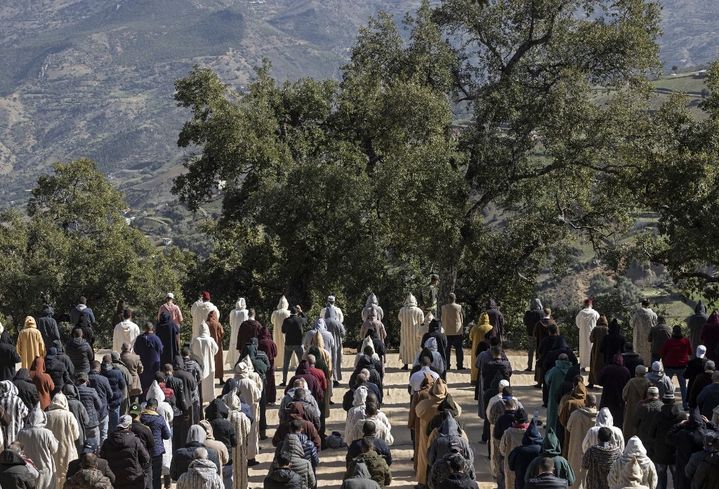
[2,279,719,489]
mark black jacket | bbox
[526,473,569,489]
[170,442,220,480]
[347,436,392,466]
[647,402,686,464]
[100,430,150,489]
[65,338,94,375]
[77,384,103,428]
[12,369,39,410]
[282,314,307,346]
[100,364,126,408]
[44,351,72,393]
[130,420,156,460]
[0,449,36,489]
[421,320,448,367]
[210,418,236,456]
[36,306,61,347]
[264,467,303,489]
[0,343,20,382]
[668,413,705,489]
[88,371,112,419]
[67,456,115,483]
[444,473,479,489]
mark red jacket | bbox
[660,336,692,368]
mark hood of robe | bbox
[353,386,368,407]
[624,457,644,484]
[430,379,448,400]
[147,380,166,403]
[424,337,438,352]
[438,412,461,437]
[235,360,251,379]
[277,296,289,311]
[63,383,80,401]
[312,318,327,331]
[479,312,492,328]
[696,302,708,316]
[200,322,211,338]
[0,380,18,398]
[223,392,242,412]
[404,294,417,308]
[13,369,31,384]
[622,436,650,463]
[258,326,272,341]
[236,298,247,310]
[30,356,46,374]
[173,355,186,371]
[612,353,625,366]
[530,299,543,312]
[596,407,614,427]
[569,382,588,401]
[366,294,379,307]
[360,336,376,357]
[48,392,70,411]
[0,449,26,467]
[285,402,307,421]
[350,461,372,479]
[199,419,215,440]
[541,428,562,456]
[187,458,219,480]
[295,360,311,375]
[522,420,543,446]
[158,311,172,326]
[487,299,497,309]
[428,319,441,333]
[26,406,47,428]
[118,320,135,333]
[311,331,326,351]
[187,424,207,444]
[608,319,621,335]
[554,359,573,372]
[24,316,37,329]
[39,305,54,318]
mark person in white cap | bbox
[271,296,291,373]
[227,298,249,369]
[575,299,600,371]
[158,292,183,325]
[646,361,673,399]
[398,293,425,371]
[485,379,510,477]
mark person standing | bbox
[702,312,719,362]
[533,309,557,388]
[442,293,465,371]
[36,304,61,349]
[646,392,686,489]
[17,407,59,489]
[257,326,278,404]
[607,437,657,489]
[649,317,672,363]
[526,457,569,489]
[45,392,80,489]
[101,415,150,489]
[421,274,440,318]
[362,294,384,322]
[523,299,543,372]
[272,296,292,375]
[575,299,600,371]
[281,306,306,386]
[237,309,262,357]
[176,447,223,489]
[545,354,573,431]
[588,316,609,389]
[622,366,650,438]
[191,323,219,404]
[70,297,96,327]
[206,311,225,385]
[509,420,544,489]
[158,292,183,325]
[121,343,144,404]
[598,354,631,427]
[687,302,708,353]
[191,291,219,340]
[565,394,599,489]
[660,325,692,411]
[140,398,171,489]
[0,341,20,383]
[485,299,506,341]
[398,294,425,371]
[323,296,346,385]
[228,298,249,370]
[156,312,179,369]
[17,316,45,370]
[582,427,622,489]
[134,323,164,394]
[113,308,140,354]
[631,299,659,366]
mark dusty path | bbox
[242,349,550,489]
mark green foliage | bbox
[0,160,189,343]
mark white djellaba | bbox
[398,293,425,366]
[191,297,220,340]
[227,298,249,369]
[271,296,292,370]
[191,322,220,403]
[222,390,251,489]
[234,357,262,460]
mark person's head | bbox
[101,354,111,365]
[193,447,208,460]
[558,353,568,361]
[537,457,555,475]
[155,371,166,383]
[502,386,512,398]
[543,307,551,317]
[420,355,432,367]
[651,361,662,373]
[146,398,158,410]
[181,346,191,358]
[163,364,174,375]
[76,372,88,385]
[636,365,647,377]
[641,299,650,308]
[356,371,369,383]
[123,308,133,320]
[207,310,217,322]
[707,361,716,373]
[449,293,456,302]
[363,346,374,356]
[658,315,666,325]
[359,437,372,453]
[673,325,683,338]
[130,403,141,418]
[290,306,298,315]
[647,386,660,399]
[430,274,439,285]
[144,322,154,333]
[117,415,132,431]
[548,324,558,336]
[72,328,83,339]
[307,354,316,366]
[201,291,211,302]
[598,427,612,443]
[248,308,256,319]
[81,452,98,469]
[91,360,101,371]
[289,419,303,434]
[365,399,378,416]
[165,292,174,303]
[572,374,583,387]
[121,342,131,353]
[447,453,466,474]
[662,392,675,404]
[362,420,377,437]
[490,346,502,358]
[79,296,87,305]
[489,337,501,347]
[360,368,370,379]
[8,441,23,455]
[292,379,304,389]
[585,394,597,408]
[276,452,292,468]
[625,342,635,352]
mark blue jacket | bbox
[140,411,171,457]
[70,305,96,326]
[77,384,103,428]
[65,338,94,375]
[100,364,126,408]
[88,371,112,418]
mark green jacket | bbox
[525,429,576,486]
[346,450,392,489]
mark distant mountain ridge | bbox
[0,0,715,204]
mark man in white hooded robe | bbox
[271,296,292,371]
[630,299,659,366]
[227,298,249,369]
[191,292,220,340]
[398,293,425,370]
[222,391,251,489]
[17,406,59,489]
[575,299,600,370]
[191,322,220,404]
[362,293,384,322]
[234,359,262,466]
[45,392,79,489]
[322,296,346,384]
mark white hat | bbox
[499,379,510,389]
[697,345,707,359]
[651,361,661,372]
[117,415,132,429]
[166,292,175,300]
[327,295,336,303]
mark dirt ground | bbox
[243,349,550,489]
